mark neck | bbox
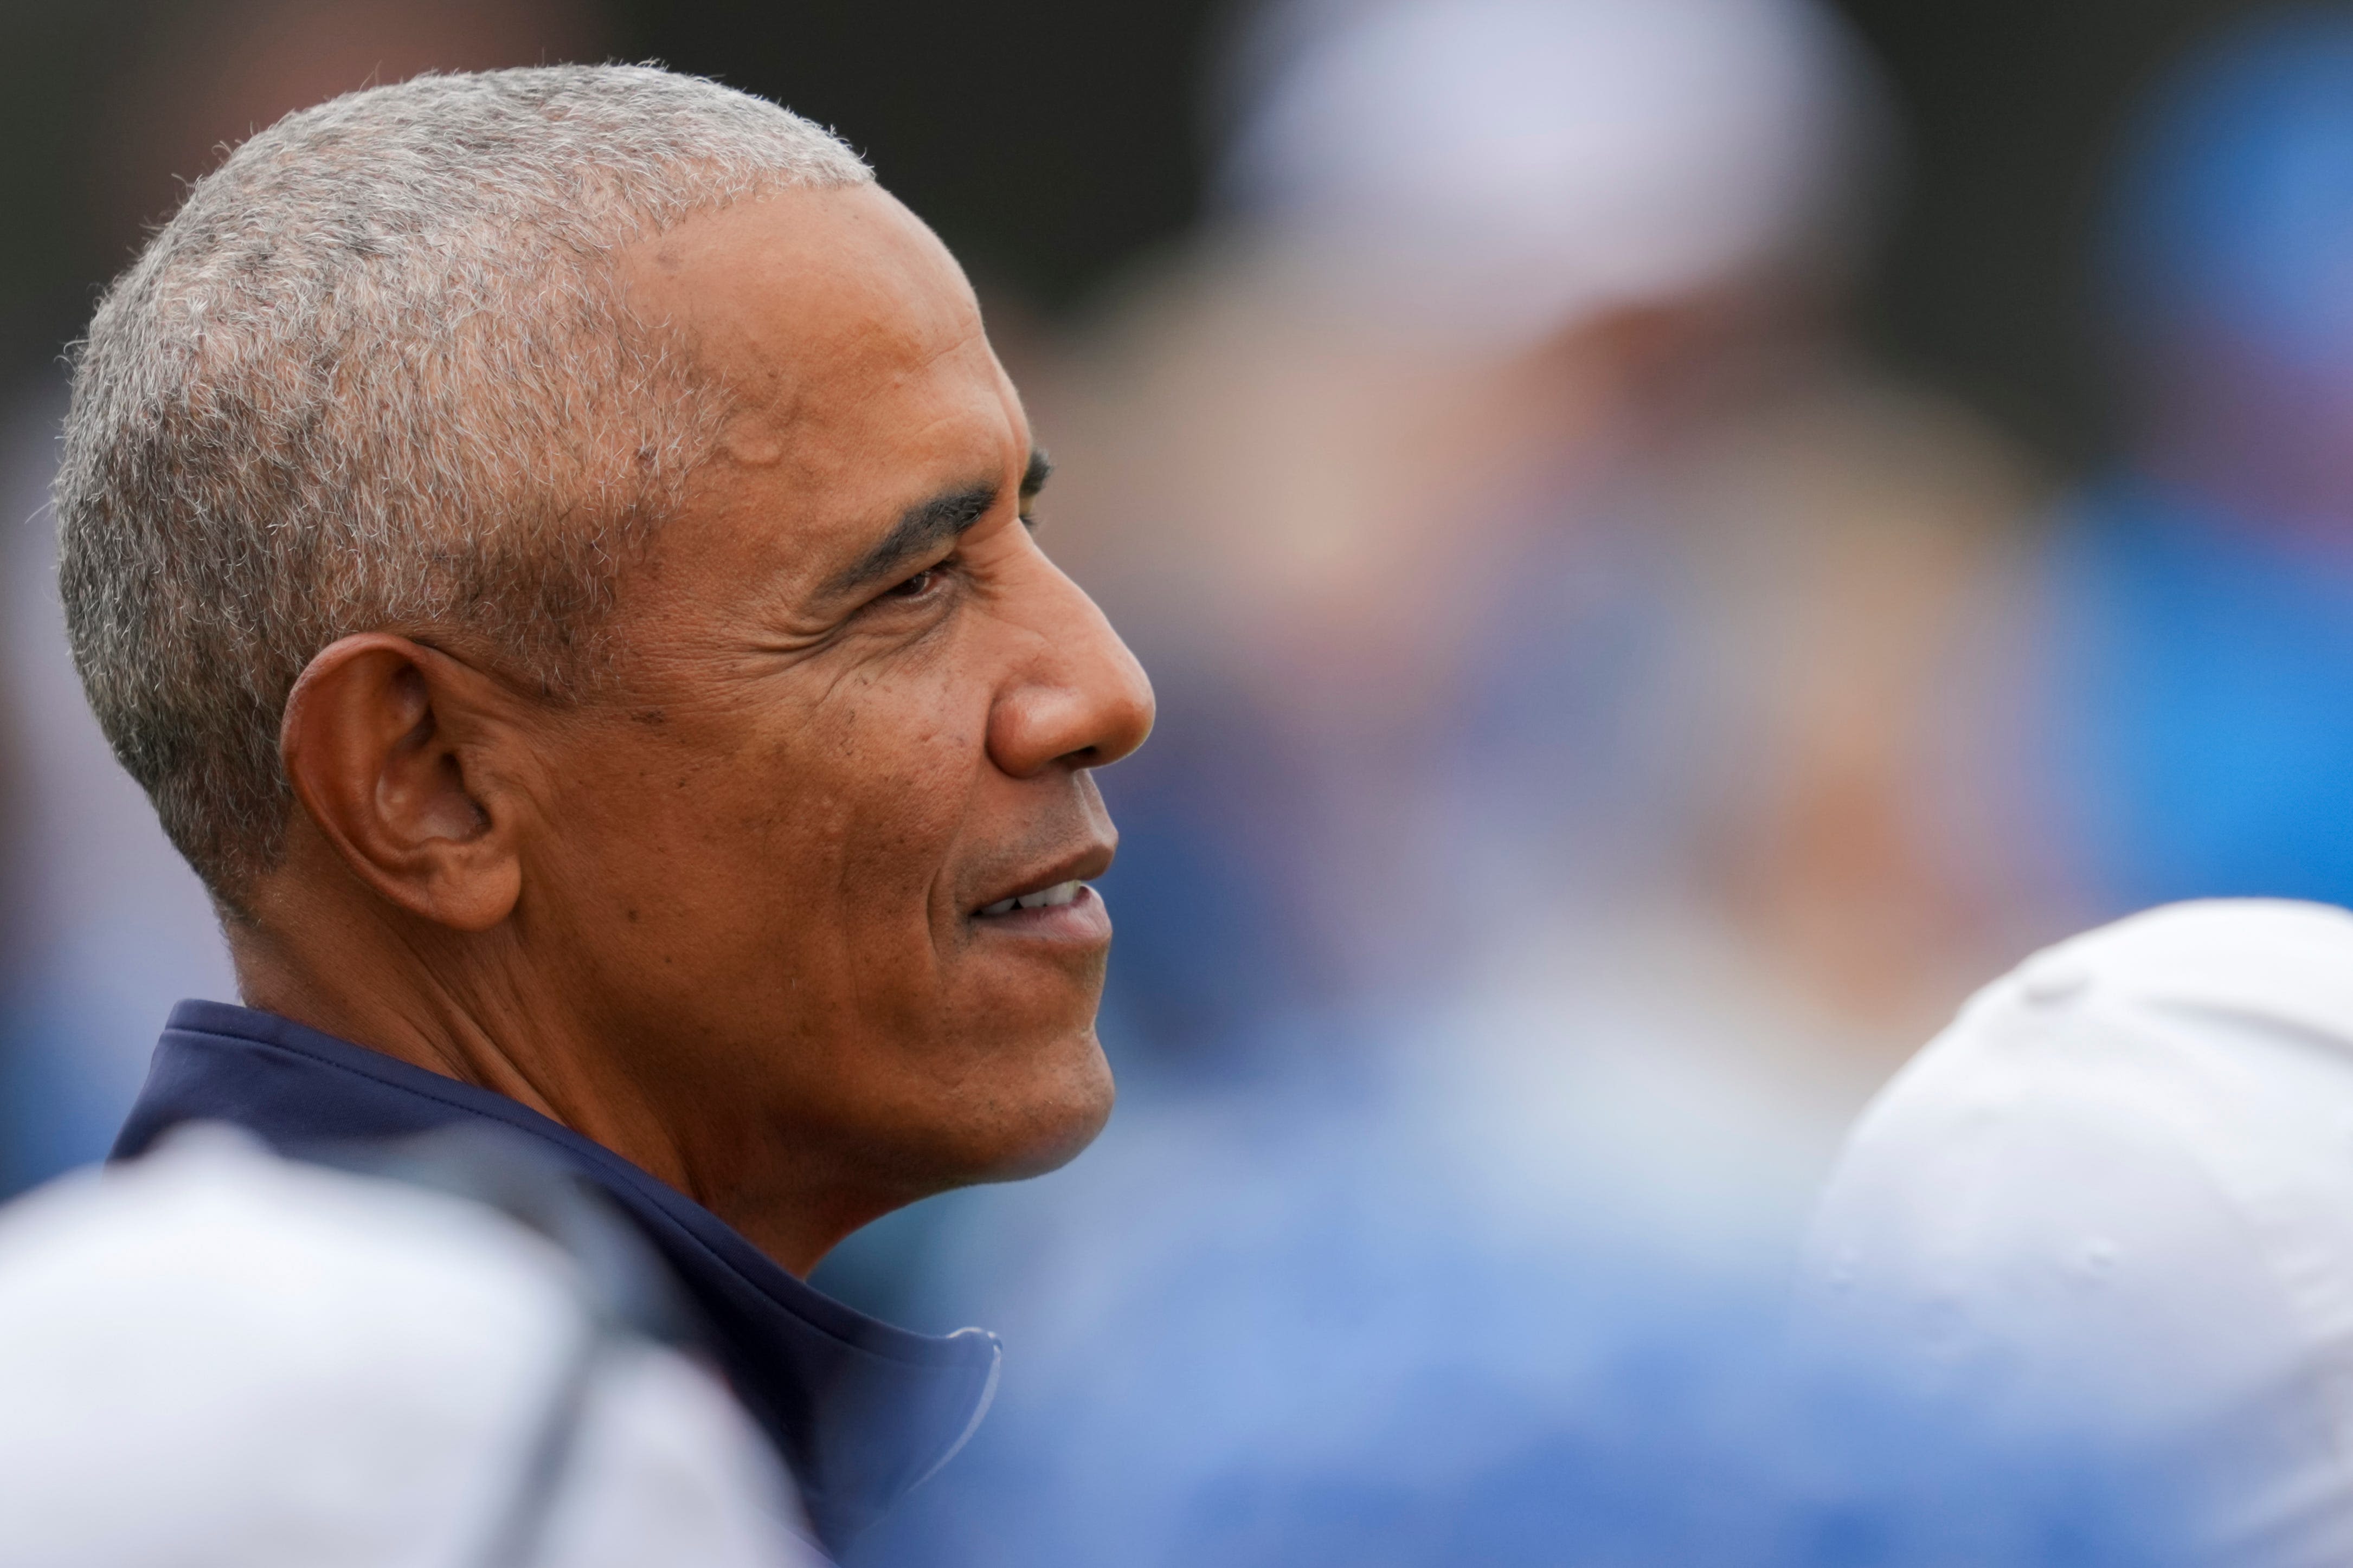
[229,869,571,1116]
[226,840,874,1276]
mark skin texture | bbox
[231,183,1155,1275]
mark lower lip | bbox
[970,884,1110,945]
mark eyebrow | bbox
[823,450,1052,597]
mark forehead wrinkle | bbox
[708,309,996,470]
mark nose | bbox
[987,553,1155,779]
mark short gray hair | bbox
[54,64,872,906]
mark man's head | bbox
[54,66,1153,1271]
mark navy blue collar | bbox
[112,999,1000,1555]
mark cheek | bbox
[793,670,988,901]
[549,677,987,963]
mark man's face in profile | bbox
[511,185,1153,1253]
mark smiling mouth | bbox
[976,881,1085,918]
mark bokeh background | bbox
[0,2,2296,458]
[2,1,2346,1561]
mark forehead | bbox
[621,183,1019,496]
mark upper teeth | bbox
[981,881,1082,917]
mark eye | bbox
[886,566,941,599]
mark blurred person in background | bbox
[0,1126,819,1567]
[1802,899,2353,1568]
[1932,6,2353,932]
[1791,20,2353,1559]
[841,3,2129,1564]
[1029,0,2043,1113]
[0,0,612,1191]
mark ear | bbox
[279,634,528,933]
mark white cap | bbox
[1218,0,1878,345]
[0,1127,815,1568]
[1799,899,2353,1567]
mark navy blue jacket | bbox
[112,999,1001,1556]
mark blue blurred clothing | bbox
[851,998,2174,1568]
[2060,10,2353,919]
[1090,477,1718,1077]
[2037,477,2353,912]
[111,1000,1001,1558]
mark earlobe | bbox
[279,634,526,933]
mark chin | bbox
[957,1027,1117,1186]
